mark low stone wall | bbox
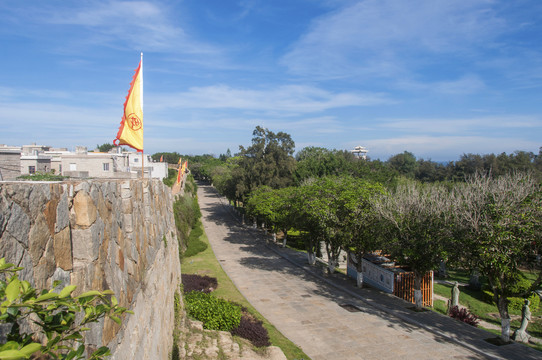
[0,179,181,359]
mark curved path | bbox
[198,184,537,360]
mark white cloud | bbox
[281,0,505,79]
[36,0,217,54]
[148,84,390,113]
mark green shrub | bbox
[183,224,207,258]
[17,172,67,181]
[482,289,494,304]
[509,276,532,296]
[163,168,177,187]
[508,293,540,313]
[185,291,241,331]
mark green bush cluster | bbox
[173,188,202,257]
[17,172,67,181]
[482,289,540,313]
[163,168,177,187]
[183,223,207,258]
[508,293,540,313]
[185,291,241,331]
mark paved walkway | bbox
[198,184,541,360]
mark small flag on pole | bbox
[177,164,182,184]
[114,54,144,151]
[160,155,163,162]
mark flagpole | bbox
[140,52,144,180]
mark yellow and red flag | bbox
[176,164,182,184]
[114,54,144,151]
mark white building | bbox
[0,145,22,180]
[0,144,168,180]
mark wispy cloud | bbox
[281,0,505,80]
[148,84,390,113]
[377,115,542,135]
[17,0,219,55]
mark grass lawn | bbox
[181,222,310,360]
[434,269,542,349]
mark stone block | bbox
[73,191,97,228]
[4,202,30,247]
[55,191,70,232]
[29,212,51,267]
[54,227,73,270]
[72,227,100,262]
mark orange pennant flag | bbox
[115,54,144,151]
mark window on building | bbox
[103,163,110,171]
[59,165,62,173]
[29,166,35,174]
[134,158,139,163]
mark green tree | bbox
[246,186,296,245]
[342,179,387,287]
[375,181,454,310]
[151,152,182,164]
[387,151,417,178]
[96,143,114,153]
[452,172,541,341]
[236,126,295,202]
[294,147,354,184]
[293,177,354,272]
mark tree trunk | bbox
[414,273,423,310]
[328,257,337,274]
[307,252,316,265]
[496,295,511,342]
[355,254,364,288]
[356,271,364,288]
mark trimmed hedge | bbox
[185,291,241,331]
[182,274,218,293]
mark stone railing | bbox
[0,179,181,359]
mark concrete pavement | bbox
[197,184,541,360]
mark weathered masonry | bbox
[0,179,181,360]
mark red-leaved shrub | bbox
[449,306,479,327]
[182,274,218,293]
[231,315,271,347]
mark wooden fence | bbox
[393,271,433,307]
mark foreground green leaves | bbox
[0,258,132,360]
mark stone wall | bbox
[0,179,181,359]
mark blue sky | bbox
[1,0,541,161]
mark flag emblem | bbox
[127,113,142,131]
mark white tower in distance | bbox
[350,145,368,160]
